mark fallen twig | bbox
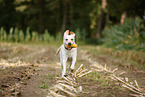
[48,64,91,97]
[92,63,145,96]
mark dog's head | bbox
[63,30,76,50]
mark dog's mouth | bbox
[65,44,77,50]
[65,44,72,50]
[67,47,72,50]
[65,45,72,50]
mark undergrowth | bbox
[102,17,145,51]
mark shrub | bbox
[0,27,56,43]
[102,17,145,51]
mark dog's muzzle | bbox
[64,45,72,50]
[68,43,71,45]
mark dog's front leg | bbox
[61,58,67,77]
[70,57,76,72]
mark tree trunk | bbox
[97,8,104,38]
[120,12,126,24]
[62,0,67,35]
[106,6,109,28]
[69,0,73,29]
[96,0,106,38]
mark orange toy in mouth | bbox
[66,44,77,48]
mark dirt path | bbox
[0,44,60,97]
[0,43,145,97]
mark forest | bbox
[0,0,145,49]
[0,0,145,97]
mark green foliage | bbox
[89,0,101,30]
[75,28,87,41]
[0,0,145,40]
[19,30,24,42]
[43,29,55,42]
[0,0,145,45]
[102,17,145,51]
[0,27,56,43]
[25,27,31,42]
[55,32,62,44]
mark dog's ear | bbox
[64,30,69,36]
[70,31,75,36]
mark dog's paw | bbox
[64,74,68,77]
[71,69,74,73]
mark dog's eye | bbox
[65,39,68,41]
[71,39,73,41]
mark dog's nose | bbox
[68,43,71,45]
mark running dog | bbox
[56,30,77,77]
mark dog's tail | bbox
[55,46,61,56]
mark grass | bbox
[112,50,145,70]
[79,71,129,97]
[39,82,49,89]
[82,45,145,70]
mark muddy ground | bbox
[0,43,145,97]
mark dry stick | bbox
[67,76,75,82]
[109,67,111,72]
[129,94,141,97]
[92,64,103,70]
[125,77,128,82]
[49,85,59,92]
[103,64,111,72]
[112,68,118,73]
[74,64,83,77]
[113,74,142,93]
[78,86,82,92]
[122,85,142,95]
[57,80,73,86]
[49,90,66,97]
[48,64,93,97]
[104,64,107,69]
[59,83,74,91]
[93,69,103,72]
[130,82,134,85]
[77,69,88,77]
[95,64,144,95]
[118,71,126,76]
[59,83,78,93]
[88,52,144,96]
[78,70,92,77]
[63,77,75,86]
[109,76,118,81]
[55,85,77,97]
[134,80,140,89]
[103,65,144,94]
[71,75,77,82]
[55,77,63,80]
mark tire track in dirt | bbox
[19,46,61,97]
[8,46,46,62]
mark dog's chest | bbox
[65,49,75,58]
[60,45,77,60]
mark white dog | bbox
[56,30,77,77]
